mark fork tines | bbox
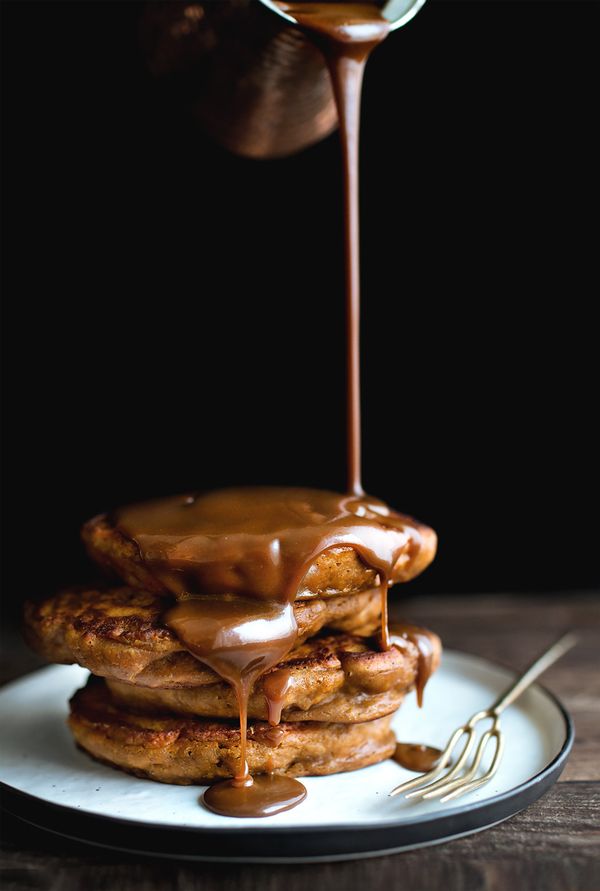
[389,711,504,803]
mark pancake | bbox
[104,627,428,723]
[82,509,437,600]
[23,586,385,687]
[83,514,379,598]
[69,676,397,784]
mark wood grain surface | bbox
[1,591,599,891]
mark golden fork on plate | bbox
[389,632,577,803]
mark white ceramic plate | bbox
[0,650,572,862]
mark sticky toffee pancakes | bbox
[23,487,439,817]
[25,491,438,817]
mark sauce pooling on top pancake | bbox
[114,487,428,609]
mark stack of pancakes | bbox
[24,509,440,785]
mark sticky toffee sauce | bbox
[393,743,444,773]
[113,4,434,817]
[116,488,429,816]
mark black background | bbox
[2,1,598,621]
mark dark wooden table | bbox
[1,591,599,891]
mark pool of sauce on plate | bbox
[393,743,444,773]
[203,773,307,818]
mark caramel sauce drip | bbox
[390,623,438,707]
[164,597,297,786]
[251,725,287,748]
[379,571,390,650]
[262,667,293,726]
[393,742,444,773]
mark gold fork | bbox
[389,632,577,803]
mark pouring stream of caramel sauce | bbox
[278,3,390,502]
[113,4,433,818]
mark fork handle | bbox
[491,632,577,715]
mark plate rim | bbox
[0,651,574,859]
